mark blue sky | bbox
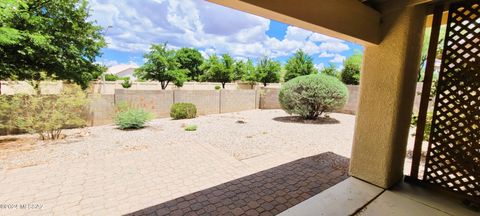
[89,0,363,70]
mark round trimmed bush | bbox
[170,103,197,119]
[279,74,348,119]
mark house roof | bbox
[106,64,139,75]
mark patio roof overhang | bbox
[207,0,383,45]
[207,0,447,45]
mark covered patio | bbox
[207,0,479,215]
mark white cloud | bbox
[88,0,352,61]
[330,54,346,63]
[315,63,325,71]
[309,33,343,42]
[319,52,335,58]
[96,59,119,67]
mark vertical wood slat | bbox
[409,5,445,179]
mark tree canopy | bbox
[0,0,106,88]
[200,54,235,88]
[284,50,317,82]
[256,57,281,86]
[135,44,188,89]
[241,59,257,86]
[175,48,204,81]
[340,51,363,85]
[320,63,339,78]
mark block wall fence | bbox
[86,89,261,126]
[1,83,429,131]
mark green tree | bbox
[241,59,257,87]
[0,0,106,89]
[418,26,446,81]
[135,44,188,89]
[233,60,248,81]
[340,52,363,85]
[321,63,339,77]
[175,48,204,81]
[201,54,235,89]
[256,57,281,87]
[284,50,317,81]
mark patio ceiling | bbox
[208,0,382,45]
[209,0,439,45]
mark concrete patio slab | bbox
[356,190,450,216]
[279,177,384,216]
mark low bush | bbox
[215,85,221,90]
[170,103,197,120]
[105,74,120,81]
[121,79,132,88]
[184,124,197,131]
[279,74,348,119]
[115,108,153,130]
[0,85,89,140]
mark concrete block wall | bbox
[339,85,360,115]
[115,89,174,118]
[174,90,220,115]
[87,95,115,126]
[260,88,281,109]
[220,90,257,113]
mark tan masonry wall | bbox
[87,89,259,126]
[259,84,431,115]
[1,82,430,131]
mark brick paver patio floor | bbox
[127,152,349,216]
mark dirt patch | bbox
[0,137,37,153]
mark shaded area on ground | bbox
[126,152,349,216]
[273,116,341,125]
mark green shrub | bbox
[184,124,197,131]
[215,85,221,90]
[115,108,154,130]
[170,103,197,120]
[1,85,89,139]
[0,95,22,134]
[340,52,362,85]
[340,64,360,85]
[279,74,348,119]
[104,74,120,81]
[411,111,433,141]
[121,79,132,88]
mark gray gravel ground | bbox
[0,109,356,171]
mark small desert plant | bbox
[170,103,197,120]
[11,85,89,140]
[215,85,221,90]
[279,74,348,119]
[184,124,197,131]
[121,79,132,88]
[115,108,154,130]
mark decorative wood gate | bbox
[408,0,479,203]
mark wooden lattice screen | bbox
[423,1,480,199]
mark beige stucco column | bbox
[349,4,427,188]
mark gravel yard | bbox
[0,109,356,171]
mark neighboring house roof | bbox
[106,64,138,75]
